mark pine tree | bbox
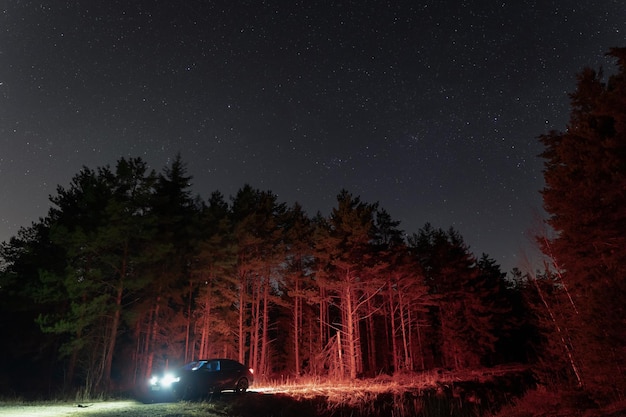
[192,191,238,361]
[230,185,286,375]
[281,203,316,377]
[0,221,67,393]
[138,155,201,378]
[39,158,158,391]
[370,209,431,373]
[410,225,503,369]
[314,190,377,379]
[539,47,626,402]
[473,254,513,365]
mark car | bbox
[149,358,254,399]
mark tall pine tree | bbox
[39,158,158,392]
[539,47,626,402]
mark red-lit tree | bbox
[410,225,504,369]
[0,155,530,395]
[369,209,431,373]
[191,191,238,361]
[539,47,626,402]
[314,190,377,380]
[135,155,201,380]
[230,185,287,377]
[281,203,317,377]
[379,249,431,372]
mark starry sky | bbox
[1,1,624,273]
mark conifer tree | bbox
[39,158,157,391]
[410,225,484,369]
[282,203,316,376]
[314,190,377,379]
[473,254,513,365]
[0,221,67,393]
[192,191,238,361]
[139,155,201,378]
[539,47,626,401]
[230,185,286,374]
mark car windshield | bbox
[179,359,224,372]
[181,360,207,371]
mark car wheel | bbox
[235,378,249,393]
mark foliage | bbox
[539,47,626,403]
[1,157,532,398]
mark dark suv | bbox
[149,358,254,399]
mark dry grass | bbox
[0,365,531,417]
[4,366,624,417]
[244,365,529,416]
[257,364,526,400]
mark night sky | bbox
[1,1,624,273]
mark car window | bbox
[182,360,206,371]
[206,360,220,371]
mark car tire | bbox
[235,377,249,393]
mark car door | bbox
[203,360,221,390]
[219,360,240,389]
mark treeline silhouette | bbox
[0,156,535,396]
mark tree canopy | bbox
[539,47,626,403]
[0,158,523,396]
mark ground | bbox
[0,400,211,417]
[0,394,317,417]
[2,367,624,417]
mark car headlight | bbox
[149,373,180,387]
[161,373,180,387]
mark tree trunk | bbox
[399,291,410,370]
[250,277,261,373]
[133,319,141,386]
[366,297,376,374]
[67,291,89,389]
[185,280,193,362]
[416,315,425,370]
[336,330,344,378]
[260,276,270,378]
[388,280,399,373]
[319,287,328,353]
[146,298,160,379]
[199,282,211,359]
[531,273,583,386]
[407,307,414,371]
[293,274,301,376]
[344,282,357,380]
[101,281,123,391]
[238,272,246,364]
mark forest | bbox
[0,158,529,390]
[0,48,625,414]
